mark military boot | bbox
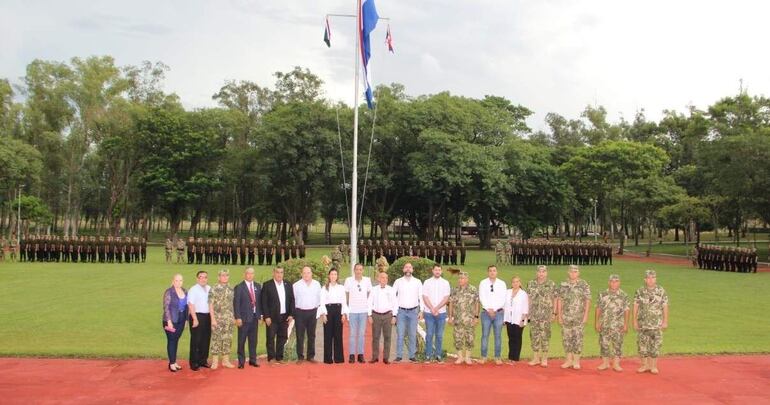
[612,357,623,372]
[455,351,464,365]
[561,353,573,369]
[540,352,549,367]
[572,354,581,370]
[597,357,610,371]
[221,357,235,369]
[464,350,472,365]
[211,355,219,370]
[637,357,649,373]
[649,358,659,374]
[528,352,540,366]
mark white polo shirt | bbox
[344,276,372,314]
[393,275,423,310]
[479,278,507,311]
[422,276,451,314]
[187,284,210,314]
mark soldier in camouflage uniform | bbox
[331,247,343,269]
[448,271,480,365]
[595,274,629,372]
[526,265,557,367]
[176,238,185,264]
[633,270,668,374]
[557,265,591,370]
[165,237,174,264]
[209,269,235,369]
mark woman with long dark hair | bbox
[318,268,349,364]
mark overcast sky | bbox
[2,0,769,130]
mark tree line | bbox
[1,55,769,250]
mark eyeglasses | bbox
[358,284,362,292]
[490,284,494,292]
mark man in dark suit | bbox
[260,266,295,362]
[234,267,262,368]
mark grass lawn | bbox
[1,246,768,360]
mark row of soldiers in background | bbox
[496,240,613,266]
[694,245,758,273]
[166,237,306,266]
[336,239,468,266]
[12,235,147,263]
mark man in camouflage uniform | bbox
[557,265,591,370]
[165,237,173,264]
[448,271,479,365]
[176,237,185,264]
[209,269,235,369]
[595,274,629,372]
[527,265,557,367]
[331,247,343,269]
[633,270,669,374]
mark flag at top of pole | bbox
[385,24,394,53]
[359,0,379,109]
[323,16,331,47]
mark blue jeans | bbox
[348,312,367,355]
[396,308,418,359]
[424,312,447,360]
[163,315,186,364]
[480,310,503,358]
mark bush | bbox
[281,258,327,284]
[387,256,436,282]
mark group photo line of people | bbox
[3,235,147,263]
[496,240,614,266]
[162,262,668,375]
[693,244,759,273]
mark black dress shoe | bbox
[357,354,365,363]
[409,358,417,363]
[368,359,379,364]
[383,359,390,365]
[190,366,200,371]
[249,361,259,368]
[200,363,212,368]
[349,355,355,364]
[238,363,245,369]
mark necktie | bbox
[248,283,256,312]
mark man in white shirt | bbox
[368,271,398,364]
[422,264,451,362]
[293,266,321,362]
[187,270,212,371]
[345,263,372,363]
[393,262,423,362]
[479,265,507,364]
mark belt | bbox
[372,310,392,315]
[399,306,418,311]
[297,307,318,311]
[326,303,342,307]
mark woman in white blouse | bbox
[319,268,349,364]
[503,275,529,364]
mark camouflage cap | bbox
[608,274,620,281]
[218,269,230,276]
[644,270,656,278]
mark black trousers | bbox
[505,322,524,361]
[295,308,318,361]
[189,313,211,368]
[266,313,289,361]
[323,304,344,364]
[237,318,258,365]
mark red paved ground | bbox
[1,355,769,404]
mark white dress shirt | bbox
[368,284,398,316]
[503,288,529,326]
[275,280,287,314]
[187,284,211,314]
[293,279,322,310]
[393,276,423,310]
[479,278,507,311]
[422,276,451,314]
[344,276,372,314]
[317,283,349,318]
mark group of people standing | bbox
[165,237,306,266]
[343,239,468,267]
[162,262,669,375]
[10,234,147,263]
[694,245,758,273]
[497,240,613,266]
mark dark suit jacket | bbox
[261,279,295,321]
[233,280,262,323]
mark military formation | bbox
[496,239,613,266]
[694,245,758,273]
[167,237,306,266]
[350,239,469,266]
[13,234,147,263]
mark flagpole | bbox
[350,0,362,277]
